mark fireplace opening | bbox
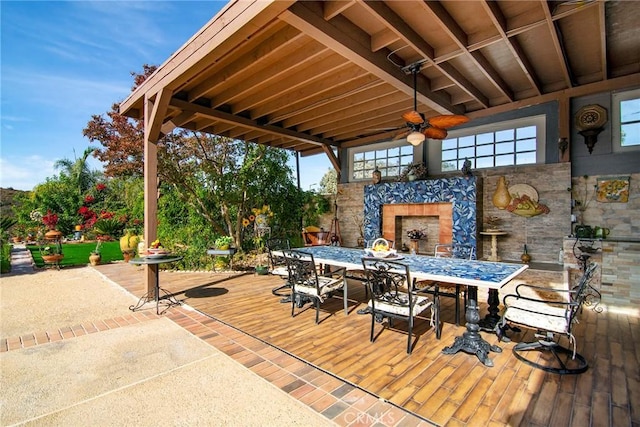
[394,216,440,254]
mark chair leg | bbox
[291,291,296,317]
[407,316,413,354]
[314,298,320,324]
[454,285,461,326]
[370,312,375,342]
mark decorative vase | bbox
[409,239,419,255]
[89,253,101,266]
[45,229,63,240]
[521,245,531,264]
[492,176,512,209]
[122,250,135,263]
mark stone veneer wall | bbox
[333,163,571,264]
[481,163,571,264]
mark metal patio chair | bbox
[362,258,440,354]
[496,262,599,374]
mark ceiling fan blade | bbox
[427,115,469,129]
[424,127,448,140]
[402,110,424,125]
[392,129,410,141]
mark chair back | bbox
[266,238,290,269]
[434,243,475,260]
[567,263,599,324]
[362,258,412,311]
[283,250,320,291]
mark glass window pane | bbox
[495,141,514,154]
[353,171,364,180]
[388,147,399,156]
[476,157,494,168]
[442,139,457,150]
[459,135,474,147]
[516,152,536,164]
[476,144,493,156]
[621,123,640,146]
[376,150,386,158]
[495,154,513,166]
[354,152,364,161]
[621,98,640,122]
[400,155,413,166]
[388,157,399,167]
[441,161,457,171]
[353,161,364,172]
[400,145,413,155]
[376,160,387,169]
[517,138,536,151]
[516,126,536,139]
[495,129,513,142]
[387,166,400,176]
[476,132,494,144]
[442,150,457,161]
[364,151,375,160]
[459,147,474,158]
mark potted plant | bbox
[41,210,62,240]
[41,243,64,264]
[253,235,269,275]
[89,241,102,266]
[120,229,141,262]
[215,235,233,250]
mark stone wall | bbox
[333,163,571,264]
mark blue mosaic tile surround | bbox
[295,246,525,287]
[363,176,477,248]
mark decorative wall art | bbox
[506,184,550,217]
[596,176,630,203]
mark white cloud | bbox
[0,156,56,191]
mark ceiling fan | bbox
[395,63,470,146]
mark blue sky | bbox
[0,0,331,191]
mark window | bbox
[350,142,414,181]
[613,88,640,152]
[438,115,545,172]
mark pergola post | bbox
[142,89,171,297]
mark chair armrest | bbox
[323,266,346,278]
[502,293,576,308]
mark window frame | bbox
[348,140,416,182]
[612,87,640,153]
[429,115,546,173]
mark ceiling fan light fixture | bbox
[407,131,426,146]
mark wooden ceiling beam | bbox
[481,0,543,96]
[279,1,461,115]
[359,0,489,108]
[420,0,514,102]
[188,24,304,102]
[169,98,336,149]
[598,1,608,80]
[541,0,573,88]
[232,53,350,114]
[288,84,400,131]
[323,0,356,20]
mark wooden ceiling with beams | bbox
[120,0,640,169]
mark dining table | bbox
[276,246,528,367]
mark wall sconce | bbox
[575,104,607,154]
[407,131,425,146]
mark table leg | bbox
[442,286,502,367]
[478,288,501,332]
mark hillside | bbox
[0,187,29,220]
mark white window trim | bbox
[428,115,546,173]
[612,87,640,153]
[348,140,418,182]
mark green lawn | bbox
[28,241,123,268]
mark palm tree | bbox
[54,147,102,195]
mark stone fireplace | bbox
[363,176,478,253]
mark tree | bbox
[83,64,305,254]
[53,147,101,196]
[318,168,337,195]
